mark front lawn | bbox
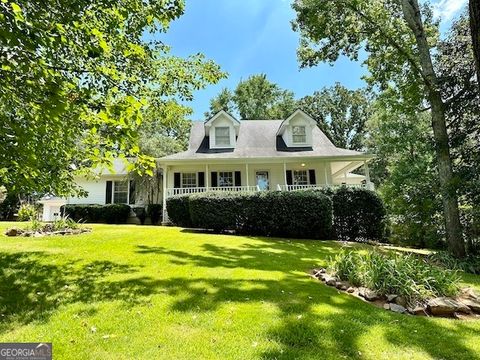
[0,223,479,359]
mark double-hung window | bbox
[293,170,308,185]
[218,171,233,187]
[113,180,129,204]
[182,173,197,188]
[292,126,306,144]
[215,127,230,146]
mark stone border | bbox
[311,268,480,319]
[5,227,91,237]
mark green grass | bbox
[0,223,479,360]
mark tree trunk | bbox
[402,0,466,257]
[470,0,480,89]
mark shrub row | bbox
[167,190,333,239]
[166,187,387,242]
[62,204,131,224]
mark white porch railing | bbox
[166,185,260,198]
[167,183,375,198]
[277,183,374,191]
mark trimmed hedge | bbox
[240,191,333,239]
[166,195,192,228]
[147,204,162,225]
[332,187,387,242]
[168,191,332,239]
[189,192,242,232]
[166,187,387,242]
[62,204,131,224]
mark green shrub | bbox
[147,204,162,225]
[166,195,192,227]
[102,204,131,224]
[133,207,147,225]
[239,191,332,239]
[428,251,480,275]
[62,204,130,224]
[17,204,37,221]
[189,192,241,232]
[183,190,332,239]
[329,250,460,304]
[333,187,387,242]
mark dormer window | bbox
[292,126,306,144]
[215,126,231,146]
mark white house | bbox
[39,160,151,221]
[158,110,374,221]
[40,110,373,222]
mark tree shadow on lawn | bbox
[135,239,480,360]
[0,252,156,333]
[0,239,477,359]
[136,238,347,274]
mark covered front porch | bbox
[161,157,373,200]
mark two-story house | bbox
[39,109,373,222]
[159,109,374,221]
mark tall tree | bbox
[298,83,371,150]
[469,0,480,86]
[205,74,296,119]
[0,0,225,196]
[293,0,466,257]
[205,88,235,118]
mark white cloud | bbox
[432,0,468,21]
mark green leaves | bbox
[0,0,224,196]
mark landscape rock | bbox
[408,305,427,316]
[335,281,349,291]
[394,296,407,308]
[324,275,337,286]
[363,289,379,301]
[5,228,20,236]
[346,287,355,293]
[386,294,397,302]
[459,288,480,301]
[383,303,390,310]
[458,298,480,314]
[389,303,407,313]
[427,297,471,316]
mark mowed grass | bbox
[0,223,479,360]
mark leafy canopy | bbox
[0,0,225,196]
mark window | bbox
[113,180,128,204]
[292,126,306,143]
[215,126,230,146]
[218,171,233,187]
[182,173,197,188]
[293,170,308,185]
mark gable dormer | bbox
[277,110,316,148]
[204,111,240,149]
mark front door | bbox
[256,171,269,190]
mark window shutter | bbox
[308,169,316,185]
[174,172,181,188]
[105,181,112,204]
[198,172,205,187]
[286,170,293,185]
[211,172,218,187]
[234,171,241,186]
[129,180,136,205]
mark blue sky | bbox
[160,0,467,120]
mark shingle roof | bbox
[160,120,370,161]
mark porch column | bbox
[364,161,371,189]
[344,172,347,183]
[245,163,249,187]
[162,165,168,222]
[283,162,287,186]
[324,163,329,186]
[205,164,209,189]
